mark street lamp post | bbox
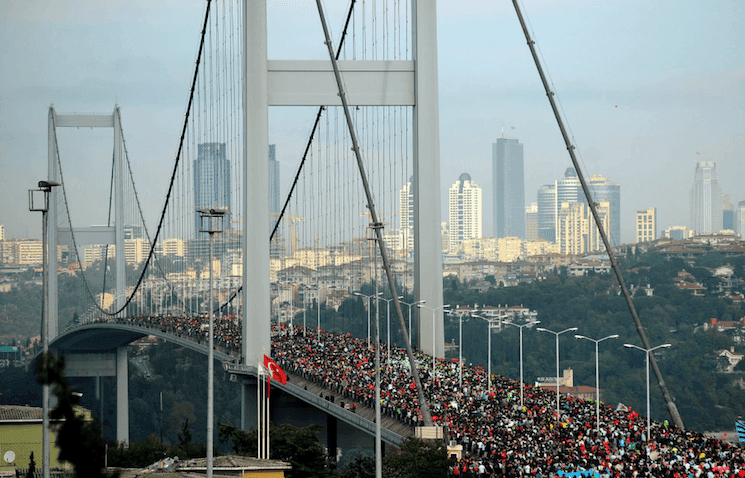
[29,179,60,478]
[316,282,321,341]
[474,314,501,394]
[381,296,403,368]
[504,319,541,409]
[575,333,619,432]
[537,326,578,421]
[400,299,425,348]
[354,291,382,347]
[302,283,307,337]
[624,342,672,441]
[198,207,229,478]
[447,310,469,389]
[417,303,450,377]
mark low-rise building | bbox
[715,347,743,373]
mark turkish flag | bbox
[263,355,287,396]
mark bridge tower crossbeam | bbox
[242,0,445,432]
[47,106,131,443]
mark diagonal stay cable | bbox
[314,0,434,427]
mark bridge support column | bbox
[327,415,338,462]
[413,1,445,359]
[242,0,271,408]
[116,346,129,444]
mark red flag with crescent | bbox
[263,355,287,396]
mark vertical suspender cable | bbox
[314,0,433,427]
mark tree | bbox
[34,352,116,478]
[218,422,334,478]
[178,418,193,451]
[339,454,374,478]
[107,434,164,468]
[26,451,36,478]
[170,417,206,459]
[217,421,254,456]
[383,437,448,478]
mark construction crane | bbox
[278,212,305,256]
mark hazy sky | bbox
[1,0,743,244]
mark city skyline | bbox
[1,1,744,246]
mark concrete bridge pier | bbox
[61,347,129,444]
[116,347,129,444]
[230,369,384,466]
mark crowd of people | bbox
[272,325,745,477]
[92,314,745,477]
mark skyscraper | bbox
[448,173,482,253]
[535,167,583,244]
[269,144,280,220]
[268,144,284,258]
[399,177,415,256]
[723,195,734,231]
[537,183,556,242]
[689,161,723,234]
[194,142,231,236]
[493,137,525,239]
[735,201,745,239]
[525,202,538,242]
[556,167,584,210]
[556,201,609,255]
[588,175,621,247]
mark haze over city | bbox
[1,0,744,244]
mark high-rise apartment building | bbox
[448,173,482,253]
[441,222,449,254]
[735,201,745,239]
[689,161,723,235]
[269,144,280,221]
[399,178,415,256]
[493,137,525,238]
[556,167,584,211]
[537,183,556,242]
[0,224,4,241]
[535,167,584,244]
[194,143,232,236]
[525,202,538,242]
[723,195,734,231]
[556,201,609,255]
[636,208,657,243]
[588,175,621,247]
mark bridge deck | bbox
[225,363,414,446]
[283,369,415,439]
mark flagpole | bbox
[257,358,262,458]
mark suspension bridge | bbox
[33,1,688,470]
[40,0,446,452]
